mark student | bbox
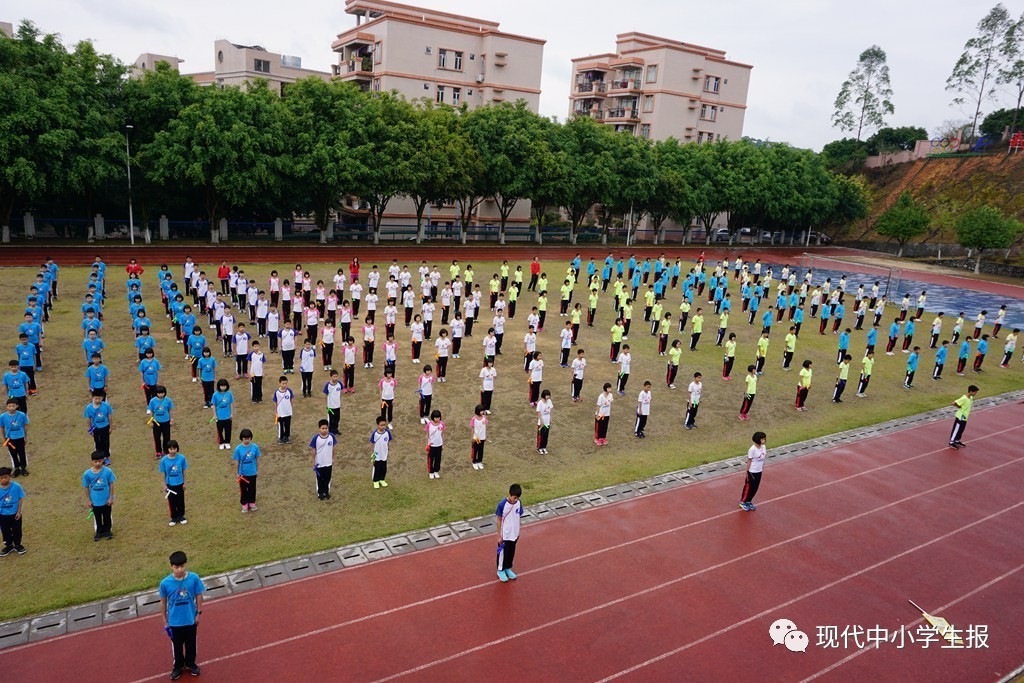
[232,429,261,511]
[197,348,217,407]
[159,550,205,680]
[609,319,625,362]
[948,385,979,448]
[233,323,252,378]
[570,349,587,402]
[992,305,1007,338]
[273,377,294,444]
[15,334,37,395]
[934,340,950,380]
[469,405,488,470]
[495,483,524,582]
[323,370,343,434]
[833,354,852,402]
[901,318,916,353]
[857,352,875,398]
[84,390,114,459]
[528,351,544,406]
[616,344,632,395]
[739,431,768,511]
[357,416,389,491]
[82,330,106,367]
[147,386,174,457]
[426,409,445,478]
[86,353,110,394]
[535,389,553,454]
[434,329,452,381]
[739,365,757,420]
[796,360,813,411]
[320,320,336,370]
[689,309,704,350]
[378,367,397,428]
[249,341,266,403]
[684,373,702,429]
[299,340,316,397]
[310,420,336,500]
[974,334,989,372]
[280,320,297,374]
[362,317,376,368]
[210,380,234,449]
[886,318,901,355]
[0,400,30,477]
[0,466,26,555]
[865,324,878,356]
[956,337,972,375]
[1001,329,1018,367]
[159,441,188,525]
[666,339,683,388]
[836,328,851,365]
[929,314,944,349]
[974,310,987,339]
[2,362,30,415]
[635,381,652,438]
[416,365,436,424]
[479,358,497,413]
[594,383,614,445]
[341,337,357,391]
[755,331,770,376]
[82,451,115,540]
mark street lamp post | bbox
[125,124,136,246]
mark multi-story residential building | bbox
[569,32,752,144]
[331,0,545,233]
[1,21,13,38]
[131,53,184,76]
[134,40,331,93]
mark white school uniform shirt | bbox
[931,319,943,335]
[418,265,430,281]
[440,288,452,307]
[205,288,216,309]
[463,298,475,318]
[874,300,886,316]
[494,300,506,315]
[748,443,767,473]
[529,359,544,382]
[235,278,247,297]
[435,337,452,357]
[452,281,464,298]
[399,271,412,288]
[184,261,195,279]
[427,421,444,446]
[327,294,338,312]
[221,315,235,337]
[362,324,375,342]
[368,272,380,290]
[302,277,312,294]
[419,374,434,396]
[560,328,573,349]
[280,328,297,351]
[305,307,319,327]
[492,316,505,334]
[523,332,537,352]
[365,293,379,311]
[311,433,336,467]
[637,389,652,415]
[256,299,269,319]
[422,302,435,321]
[810,291,821,307]
[996,309,1006,325]
[572,357,587,379]
[471,415,488,441]
[234,332,251,355]
[281,285,292,303]
[483,336,497,356]
[430,270,441,287]
[349,283,363,301]
[386,281,399,300]
[617,351,632,374]
[975,313,986,329]
[451,320,464,338]
[343,345,356,365]
[411,322,424,342]
[229,272,238,289]
[322,327,336,345]
[537,399,553,426]
[384,306,398,325]
[402,290,415,309]
[388,264,401,279]
[315,286,327,302]
[473,290,483,307]
[527,313,540,330]
[213,300,226,322]
[333,273,346,292]
[340,307,352,324]
[269,276,280,293]
[379,377,396,400]
[384,341,398,362]
[247,286,259,306]
[274,388,294,417]
[293,268,304,284]
[479,366,496,391]
[371,428,392,460]
[267,312,280,333]
[324,381,342,409]
[421,280,433,299]
[596,392,613,417]
[300,348,316,372]
[917,294,926,308]
[688,381,703,405]
[249,351,266,377]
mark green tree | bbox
[873,192,930,257]
[645,138,696,244]
[979,107,1023,135]
[998,12,1024,135]
[146,84,287,244]
[819,138,869,170]
[947,4,1013,141]
[832,45,895,141]
[865,126,929,155]
[525,117,567,229]
[601,132,656,245]
[461,102,552,244]
[827,174,871,228]
[955,205,1020,272]
[551,116,617,245]
[282,78,364,244]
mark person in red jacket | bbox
[528,257,541,292]
[125,258,144,276]
[217,260,231,295]
[349,257,361,282]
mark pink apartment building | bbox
[332,0,545,232]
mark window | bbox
[436,85,445,103]
[254,59,270,74]
[697,131,714,144]
[437,49,447,69]
[646,65,658,83]
[640,124,651,139]
[700,104,717,121]
[454,51,463,71]
[704,75,721,93]
[374,42,382,64]
[642,94,654,113]
[372,78,381,92]
[452,87,461,105]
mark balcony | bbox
[341,56,373,81]
[608,78,642,92]
[331,31,375,52]
[604,107,639,121]
[573,107,604,120]
[575,81,607,94]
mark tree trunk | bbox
[897,244,904,258]
[975,252,982,274]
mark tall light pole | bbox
[125,124,135,246]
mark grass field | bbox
[2,259,1022,622]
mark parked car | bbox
[711,227,732,243]
[808,231,833,245]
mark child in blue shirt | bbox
[147,385,174,457]
[865,325,877,353]
[974,334,989,372]
[761,308,774,336]
[159,441,188,525]
[14,334,37,394]
[232,429,261,512]
[793,307,805,337]
[902,319,916,352]
[187,327,206,381]
[956,338,972,375]
[18,313,43,371]
[81,311,102,338]
[212,379,234,449]
[82,451,116,540]
[197,348,217,406]
[904,346,920,388]
[3,362,30,415]
[0,466,27,554]
[132,310,152,337]
[159,550,205,678]
[86,354,109,392]
[83,331,105,365]
[139,349,162,403]
[0,400,30,477]
[135,327,156,360]
[84,390,114,459]
[933,340,949,380]
[831,302,845,333]
[836,329,851,365]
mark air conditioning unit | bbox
[425,47,432,54]
[475,74,485,83]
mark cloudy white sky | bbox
[11,0,1023,150]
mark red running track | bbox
[2,244,1021,299]
[4,401,1023,682]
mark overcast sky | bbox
[11,0,1023,150]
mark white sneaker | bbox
[168,520,176,527]
[485,410,491,415]
[192,378,197,383]
[388,423,393,430]
[477,462,484,469]
[179,518,187,525]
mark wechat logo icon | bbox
[770,618,809,653]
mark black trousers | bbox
[372,459,388,482]
[690,332,700,350]
[170,623,198,669]
[251,376,263,402]
[427,445,442,473]
[239,474,257,505]
[634,412,648,435]
[315,465,332,498]
[571,377,583,399]
[437,357,448,378]
[685,403,699,427]
[217,419,232,445]
[740,471,762,503]
[595,416,610,439]
[92,504,112,535]
[92,426,111,457]
[480,389,493,411]
[833,379,847,401]
[21,366,35,391]
[277,416,292,440]
[740,393,755,415]
[282,349,295,370]
[498,538,517,571]
[301,372,313,396]
[0,514,23,547]
[536,425,550,449]
[857,374,871,394]
[380,399,393,423]
[202,381,214,405]
[419,395,433,418]
[783,351,794,369]
[950,418,968,444]
[152,422,172,454]
[933,363,944,379]
[4,437,27,469]
[617,373,629,393]
[166,483,185,520]
[328,408,340,434]
[471,439,485,464]
[528,381,541,404]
